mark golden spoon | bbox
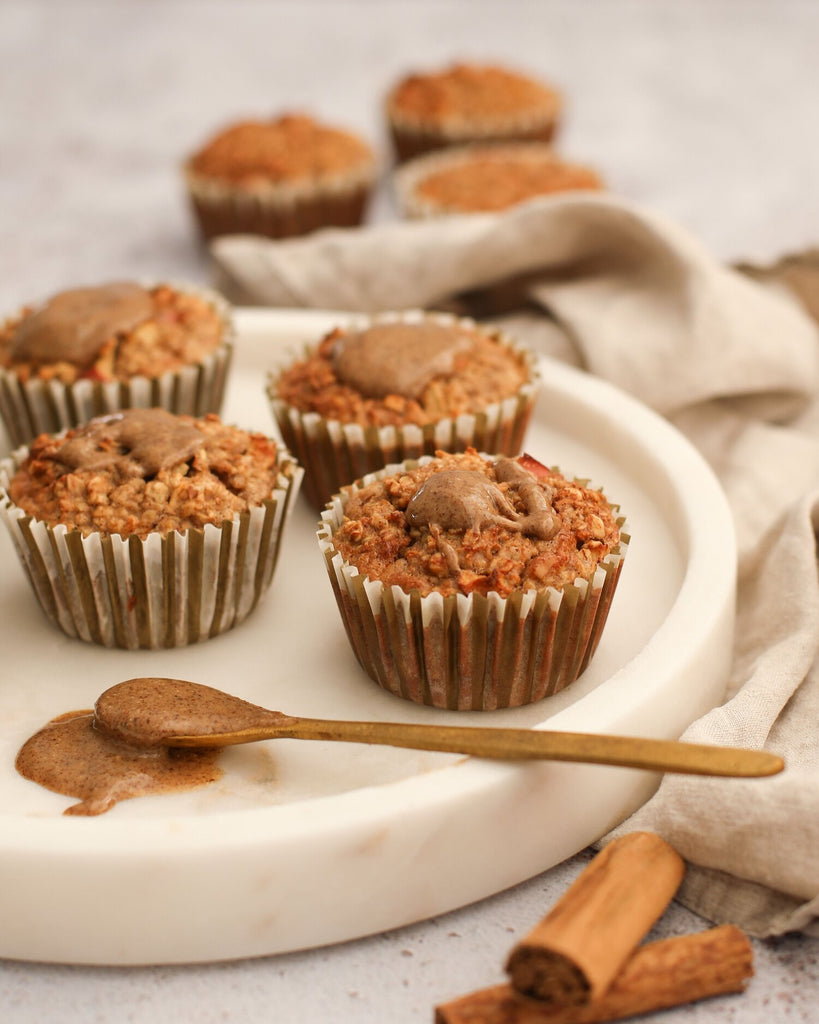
[94,677,784,778]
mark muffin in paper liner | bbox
[183,113,378,241]
[0,443,303,650]
[317,454,629,711]
[385,63,562,163]
[0,282,235,451]
[268,311,541,510]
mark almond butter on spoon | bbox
[92,677,782,776]
[17,677,783,817]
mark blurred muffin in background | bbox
[184,113,378,241]
[395,143,604,218]
[385,62,562,163]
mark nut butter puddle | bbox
[16,677,784,816]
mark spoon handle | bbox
[202,716,783,778]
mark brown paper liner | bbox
[388,111,559,164]
[268,312,541,510]
[0,283,234,451]
[0,450,303,650]
[317,458,628,710]
[184,165,376,241]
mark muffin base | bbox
[185,170,375,241]
[0,452,303,650]
[388,118,558,164]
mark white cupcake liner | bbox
[317,456,628,710]
[0,282,235,451]
[268,310,540,510]
[0,448,303,650]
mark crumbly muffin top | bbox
[7,409,281,539]
[0,283,226,385]
[186,114,375,186]
[274,320,530,427]
[331,449,620,598]
[412,148,604,213]
[387,63,561,129]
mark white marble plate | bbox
[0,308,735,965]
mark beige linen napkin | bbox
[211,195,819,937]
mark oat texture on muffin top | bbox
[331,450,620,598]
[276,320,529,427]
[7,408,281,539]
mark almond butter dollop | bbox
[405,458,559,539]
[11,282,153,369]
[56,408,205,479]
[16,709,221,817]
[332,322,473,399]
[15,677,281,815]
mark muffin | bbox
[318,449,628,710]
[183,112,378,241]
[0,408,303,649]
[0,281,234,450]
[385,62,562,163]
[395,143,604,217]
[268,311,540,509]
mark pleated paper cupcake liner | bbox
[0,451,303,650]
[0,283,235,451]
[387,110,559,164]
[317,458,629,711]
[184,165,376,241]
[268,312,540,510]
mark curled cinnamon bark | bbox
[436,925,754,1024]
[505,832,685,1004]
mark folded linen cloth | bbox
[211,195,819,938]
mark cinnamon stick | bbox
[505,832,685,1004]
[436,925,754,1024]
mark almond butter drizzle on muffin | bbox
[275,320,530,427]
[331,449,620,598]
[8,408,281,539]
[0,283,225,385]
